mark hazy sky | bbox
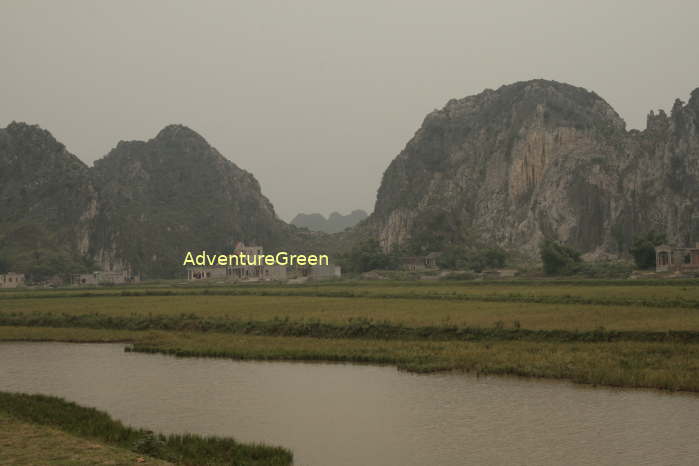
[2,1,698,221]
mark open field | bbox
[1,293,699,333]
[1,280,699,392]
[3,280,699,309]
[0,391,292,466]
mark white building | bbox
[310,264,341,280]
[72,271,138,286]
[186,242,288,282]
[0,272,25,288]
[186,267,228,281]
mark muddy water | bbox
[0,342,697,466]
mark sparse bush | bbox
[340,239,398,273]
[630,231,666,269]
[437,246,508,272]
[540,240,581,275]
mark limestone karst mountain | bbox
[0,123,97,277]
[366,79,699,258]
[0,123,292,278]
[291,210,368,234]
[89,124,294,277]
[3,79,698,278]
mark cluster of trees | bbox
[344,232,666,277]
[539,240,582,275]
[0,223,96,282]
[539,231,667,276]
[0,248,94,282]
[338,240,399,274]
[436,246,507,272]
[629,232,666,269]
[338,239,509,274]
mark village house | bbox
[186,267,228,281]
[309,264,342,280]
[400,252,442,272]
[0,272,25,289]
[71,270,139,286]
[185,241,344,283]
[656,244,699,273]
[482,268,518,278]
[186,242,288,282]
[287,264,342,283]
[262,265,288,281]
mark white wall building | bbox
[0,272,25,288]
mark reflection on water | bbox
[0,342,697,466]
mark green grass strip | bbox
[0,391,292,466]
[3,286,699,309]
[1,311,697,343]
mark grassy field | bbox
[4,279,699,306]
[1,280,698,393]
[2,293,699,332]
[0,391,292,466]
[0,411,171,465]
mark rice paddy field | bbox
[1,279,699,392]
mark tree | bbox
[343,239,397,273]
[471,248,507,272]
[540,240,581,275]
[0,254,9,274]
[437,246,507,272]
[436,245,469,270]
[629,231,666,269]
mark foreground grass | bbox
[0,391,292,466]
[2,327,698,392]
[0,411,170,465]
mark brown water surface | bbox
[0,342,697,466]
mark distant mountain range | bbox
[3,79,698,280]
[291,210,368,234]
[0,123,293,279]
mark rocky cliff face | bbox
[90,125,290,277]
[369,80,699,258]
[0,123,291,278]
[0,123,97,275]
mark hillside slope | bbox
[0,123,96,277]
[90,125,290,277]
[367,80,699,257]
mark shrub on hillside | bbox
[630,231,666,269]
[540,240,581,275]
